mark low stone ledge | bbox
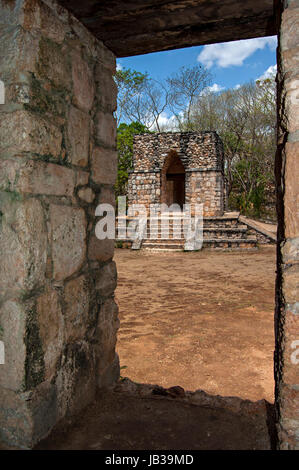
[239,215,277,243]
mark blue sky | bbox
[117,36,277,92]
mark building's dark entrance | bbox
[162,152,185,208]
[166,173,185,207]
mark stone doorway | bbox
[0,0,297,451]
[161,151,185,209]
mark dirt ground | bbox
[115,245,276,403]
[13,245,278,451]
[35,384,275,450]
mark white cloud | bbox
[257,64,277,81]
[204,83,225,93]
[116,62,123,71]
[150,112,178,131]
[197,36,277,69]
[234,84,241,90]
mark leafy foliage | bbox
[189,75,276,218]
[115,68,148,126]
[115,122,151,197]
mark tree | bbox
[189,75,276,218]
[115,122,151,197]
[114,68,148,126]
[138,78,169,132]
[167,64,212,130]
[115,67,169,131]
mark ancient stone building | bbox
[0,0,298,451]
[128,132,225,217]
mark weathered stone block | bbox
[95,64,117,112]
[37,288,64,381]
[96,297,119,374]
[0,25,39,82]
[64,275,90,343]
[95,261,117,297]
[0,297,45,395]
[50,205,87,281]
[0,196,47,295]
[91,146,117,185]
[71,49,95,113]
[282,47,299,82]
[98,352,120,389]
[96,46,116,74]
[0,380,57,449]
[281,7,299,52]
[77,186,95,203]
[67,106,90,167]
[278,384,299,428]
[0,110,62,158]
[18,160,75,197]
[0,159,21,191]
[284,81,299,134]
[25,74,69,118]
[37,36,71,90]
[0,0,24,25]
[0,301,27,391]
[22,0,68,44]
[98,185,116,207]
[281,238,299,264]
[88,237,115,263]
[76,170,89,187]
[282,266,299,304]
[0,386,33,448]
[55,340,96,419]
[95,110,116,147]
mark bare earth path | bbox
[115,246,276,403]
[33,245,276,450]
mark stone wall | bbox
[186,170,224,217]
[0,0,119,448]
[132,132,223,172]
[275,0,299,450]
[127,170,160,208]
[128,132,224,216]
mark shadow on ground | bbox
[34,379,277,450]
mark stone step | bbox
[143,247,184,252]
[143,238,185,244]
[142,238,185,251]
[141,237,257,251]
[143,224,248,232]
[203,220,240,228]
[143,244,184,251]
[140,227,251,240]
[117,220,243,231]
[202,238,257,250]
[202,227,249,239]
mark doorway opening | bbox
[115,39,278,408]
[161,150,185,209]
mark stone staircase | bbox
[116,212,259,252]
[200,213,258,251]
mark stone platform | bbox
[115,212,275,252]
